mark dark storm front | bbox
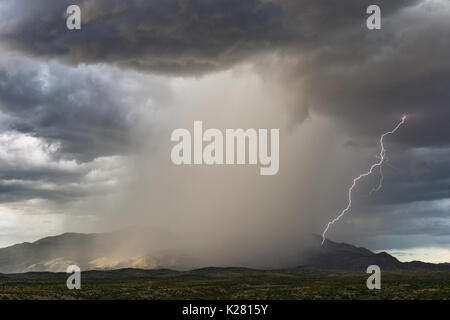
[182,303,269,317]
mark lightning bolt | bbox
[321,115,407,245]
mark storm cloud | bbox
[0,0,448,262]
[0,55,172,161]
[1,0,419,74]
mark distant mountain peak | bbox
[302,236,448,271]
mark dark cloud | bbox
[0,58,170,162]
[1,0,287,74]
[0,129,126,205]
[0,165,85,184]
[0,182,96,204]
[245,0,450,151]
[0,56,169,206]
[1,0,418,74]
[4,0,443,146]
[357,147,450,205]
[331,198,450,250]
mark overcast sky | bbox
[0,0,448,264]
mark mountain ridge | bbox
[310,235,450,271]
[0,231,448,273]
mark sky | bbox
[0,0,448,264]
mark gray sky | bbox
[0,0,448,264]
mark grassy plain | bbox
[0,267,448,300]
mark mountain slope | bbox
[303,235,450,271]
[0,228,196,273]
